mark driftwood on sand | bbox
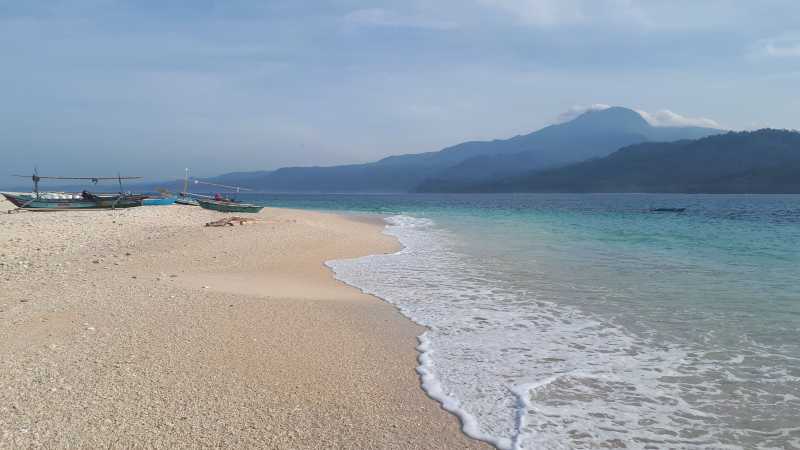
[205,217,259,227]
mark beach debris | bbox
[204,216,259,227]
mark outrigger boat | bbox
[175,168,199,206]
[81,191,146,208]
[650,207,687,213]
[187,178,263,213]
[3,193,116,210]
[197,199,263,213]
[2,171,144,212]
[175,196,199,206]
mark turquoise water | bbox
[251,193,800,448]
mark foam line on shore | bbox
[325,215,510,449]
[417,333,513,450]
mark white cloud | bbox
[555,104,721,128]
[635,109,721,128]
[473,0,762,30]
[748,32,800,59]
[477,0,583,26]
[554,103,611,123]
[761,35,800,57]
[343,8,456,30]
[476,0,647,27]
[763,71,800,81]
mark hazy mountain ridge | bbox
[204,107,722,192]
[427,129,800,194]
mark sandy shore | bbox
[0,199,487,449]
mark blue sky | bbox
[2,0,799,180]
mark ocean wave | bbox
[327,214,800,449]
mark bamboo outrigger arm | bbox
[192,179,254,193]
[13,172,142,198]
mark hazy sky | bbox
[2,0,799,180]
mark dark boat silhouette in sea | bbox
[650,207,687,213]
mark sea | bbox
[245,193,800,449]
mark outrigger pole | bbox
[12,171,143,198]
[192,179,253,193]
[182,168,190,196]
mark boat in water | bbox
[198,199,263,213]
[651,207,687,213]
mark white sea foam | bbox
[327,215,800,449]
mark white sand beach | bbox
[0,199,487,449]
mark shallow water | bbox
[251,193,800,449]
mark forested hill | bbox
[429,129,800,194]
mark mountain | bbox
[437,129,800,194]
[414,107,721,190]
[204,107,722,192]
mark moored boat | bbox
[174,174,259,211]
[1,192,141,210]
[198,199,263,213]
[175,168,199,206]
[175,196,199,206]
[81,191,144,208]
[651,207,687,213]
[2,193,100,210]
[4,172,145,212]
[142,196,177,206]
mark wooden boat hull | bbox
[78,192,143,208]
[93,198,143,208]
[2,193,140,210]
[198,199,263,213]
[142,197,177,206]
[2,193,100,209]
[175,197,199,206]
